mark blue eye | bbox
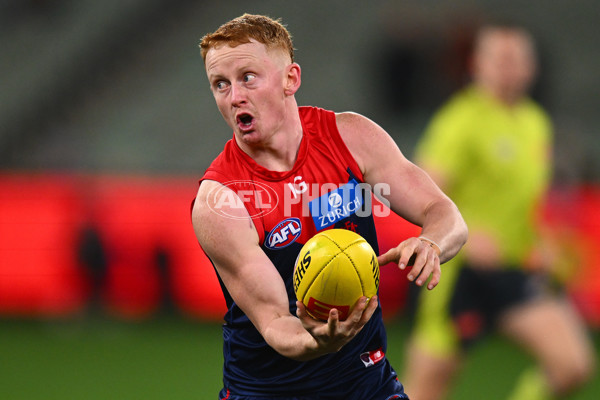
[244,73,256,83]
[216,81,228,90]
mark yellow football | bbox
[293,229,379,321]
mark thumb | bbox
[296,300,306,318]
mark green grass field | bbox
[1,316,598,399]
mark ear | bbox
[284,63,301,96]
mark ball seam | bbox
[326,236,367,295]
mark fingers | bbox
[407,250,441,289]
[327,308,339,336]
[378,246,413,271]
[427,259,441,289]
[346,296,367,323]
[398,239,425,271]
[378,239,419,270]
[295,295,380,357]
[296,300,321,331]
[406,246,432,284]
[382,237,442,289]
[343,296,378,329]
[327,296,378,344]
[300,296,378,334]
[377,249,397,268]
[362,295,379,323]
[295,300,306,318]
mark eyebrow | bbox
[207,72,225,83]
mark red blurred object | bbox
[373,197,419,321]
[0,173,226,320]
[1,173,599,326]
[86,175,227,320]
[541,185,600,328]
[0,173,87,316]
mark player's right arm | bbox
[192,180,378,361]
[415,107,502,269]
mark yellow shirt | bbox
[416,85,553,265]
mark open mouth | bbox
[237,113,254,129]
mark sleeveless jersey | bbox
[199,106,395,396]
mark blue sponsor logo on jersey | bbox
[309,179,363,231]
[265,218,302,250]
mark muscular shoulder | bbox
[335,111,379,137]
[192,180,260,254]
[335,112,401,174]
[335,111,409,184]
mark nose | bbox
[230,82,247,107]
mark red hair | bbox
[199,14,294,62]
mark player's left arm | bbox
[336,112,468,289]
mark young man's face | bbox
[205,40,293,145]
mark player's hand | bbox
[378,237,441,290]
[296,295,378,354]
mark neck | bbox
[245,128,303,172]
[236,106,303,172]
[477,82,521,107]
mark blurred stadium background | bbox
[1,0,599,399]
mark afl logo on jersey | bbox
[265,218,302,250]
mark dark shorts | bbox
[449,266,552,348]
[218,376,408,400]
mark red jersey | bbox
[199,106,394,396]
[202,106,375,244]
